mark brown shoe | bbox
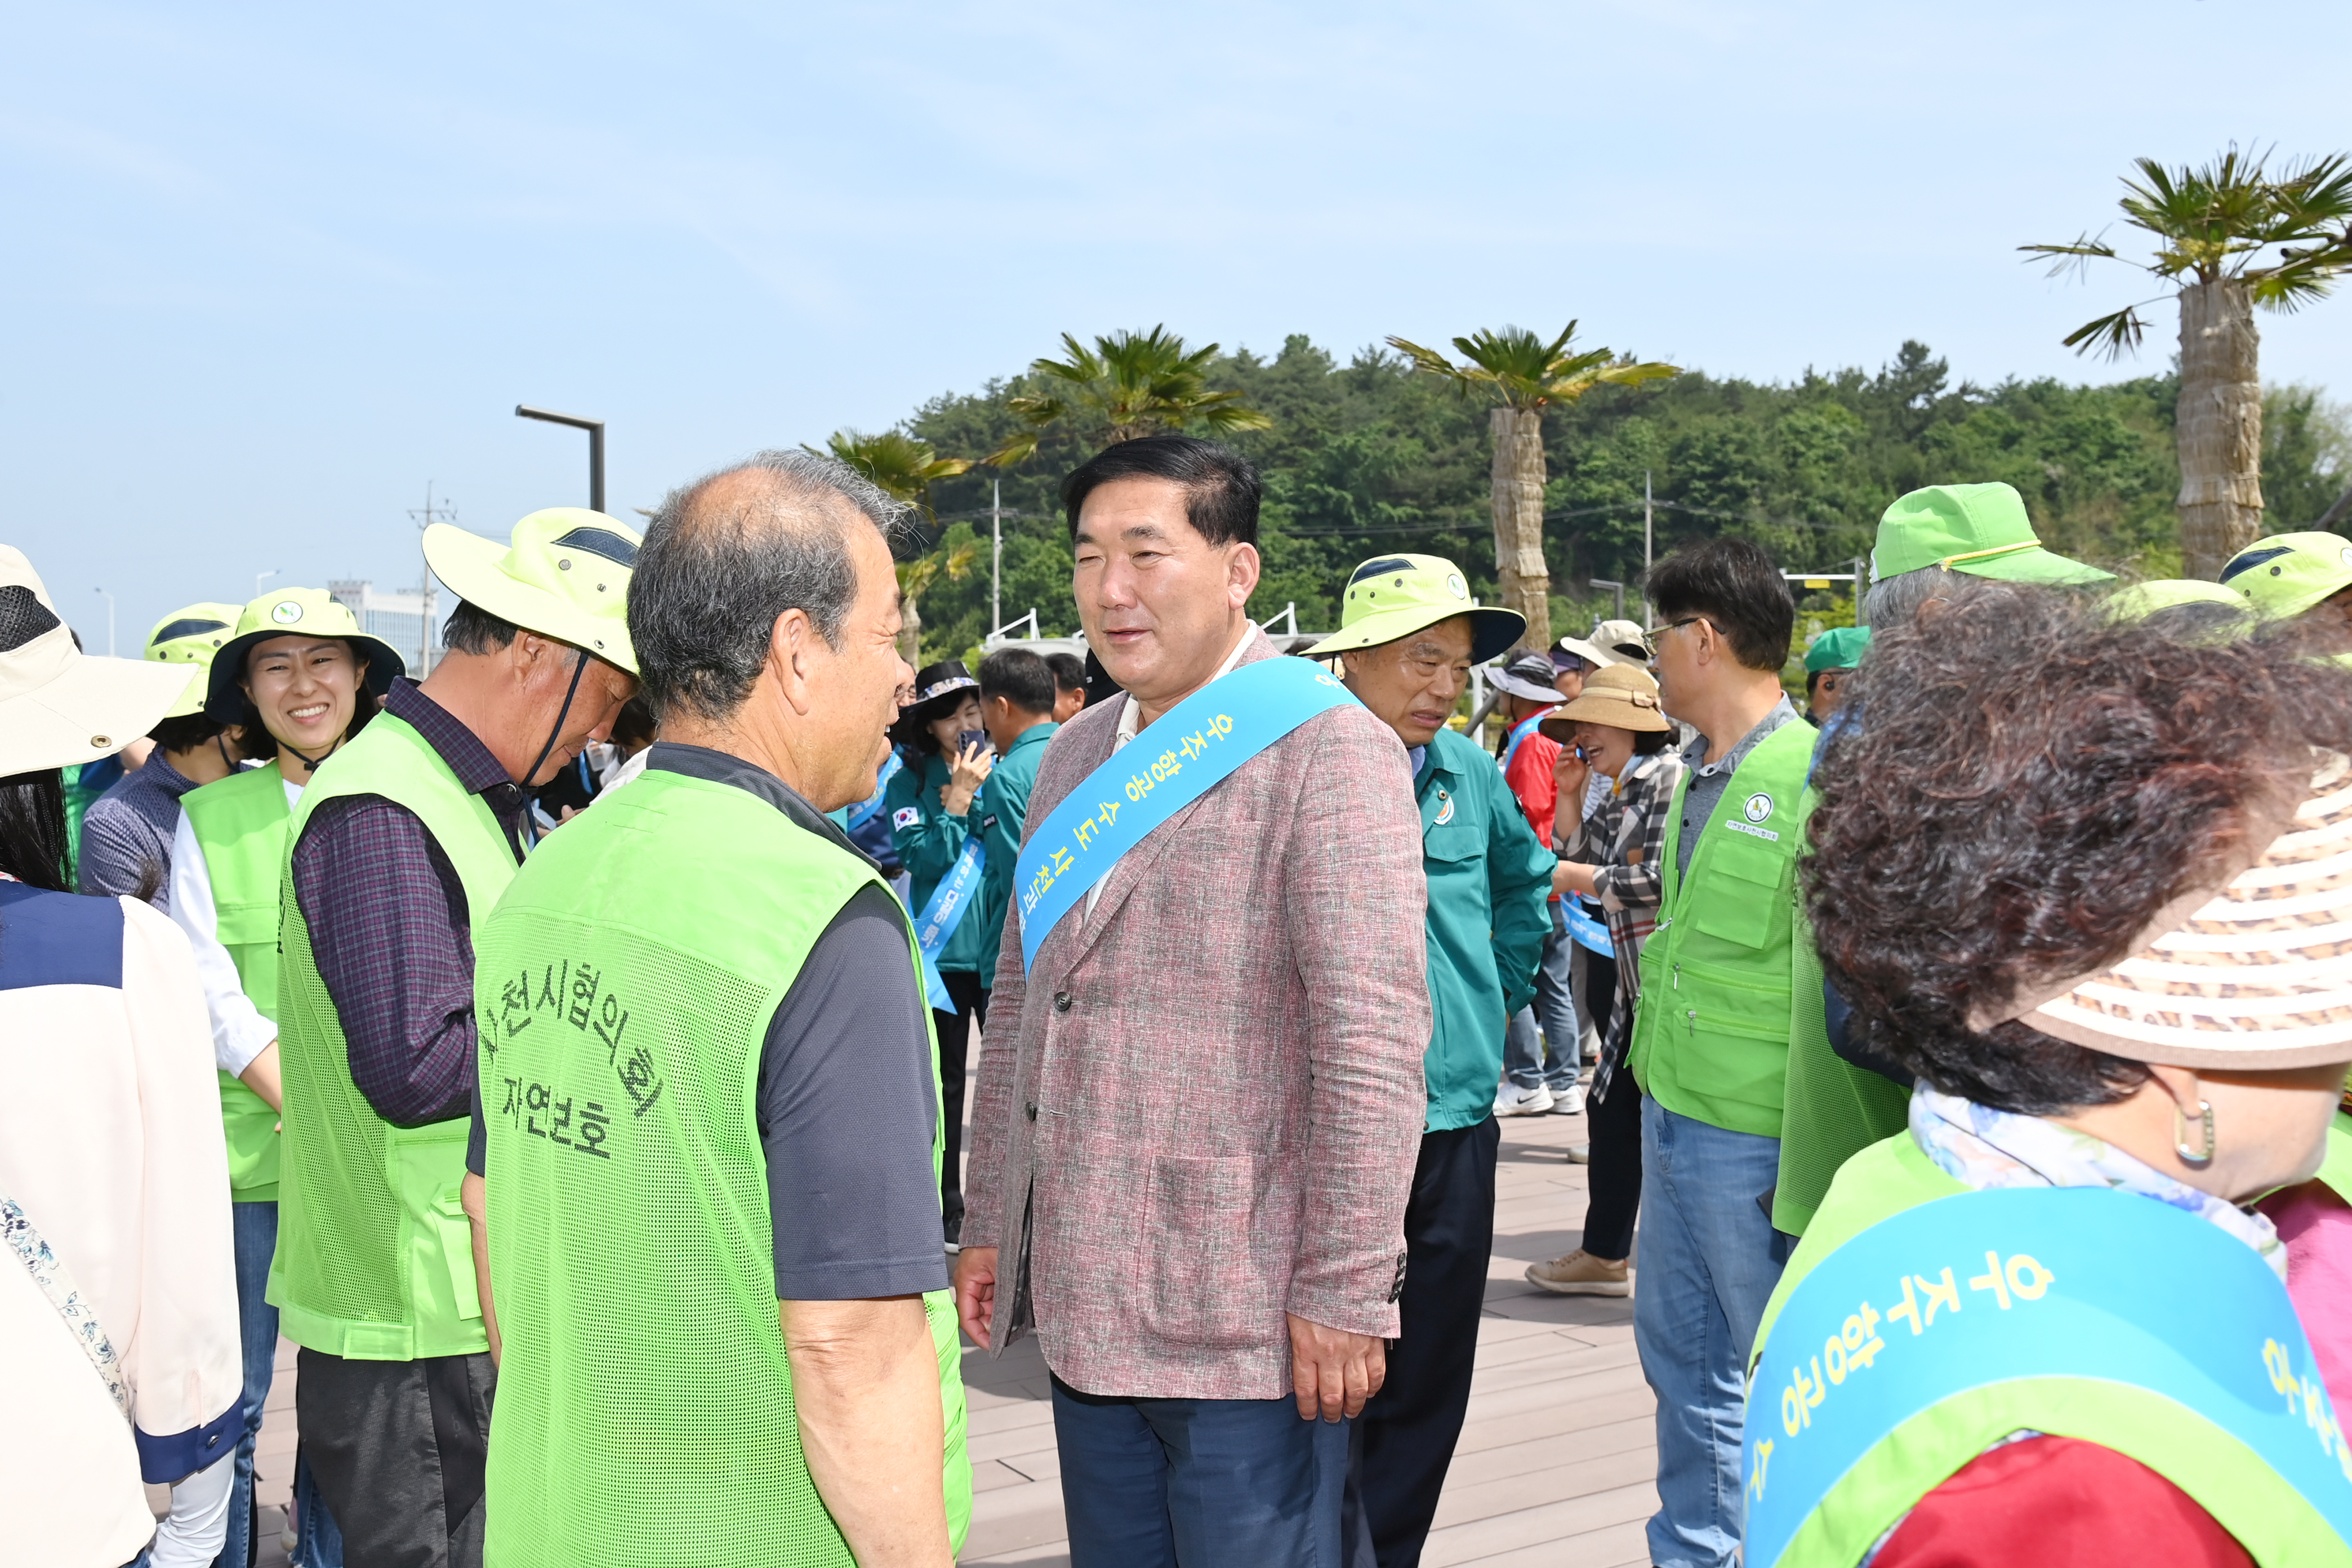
[1525,1249,1631,1297]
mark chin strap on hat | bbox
[518,648,591,843]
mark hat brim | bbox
[1486,668,1562,703]
[1950,547,2115,587]
[0,651,193,776]
[1539,692,1672,739]
[1553,635,1646,670]
[204,629,409,724]
[1988,767,2352,1069]
[1306,604,1525,665]
[161,664,213,720]
[901,678,980,726]
[425,524,638,675]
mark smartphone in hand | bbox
[958,728,994,758]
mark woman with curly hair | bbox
[1744,582,2352,1568]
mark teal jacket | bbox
[973,719,1058,991]
[887,750,994,974]
[1417,727,1557,1132]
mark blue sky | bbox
[10,1,2352,649]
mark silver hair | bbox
[629,448,912,721]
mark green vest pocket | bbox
[1689,832,1793,950]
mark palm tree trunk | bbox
[1490,406,1551,654]
[2175,278,2265,580]
[898,590,923,665]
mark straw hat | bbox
[0,545,191,775]
[425,509,641,675]
[1538,663,1671,741]
[1980,759,2352,1068]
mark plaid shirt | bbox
[288,679,529,1128]
[1566,749,1686,1098]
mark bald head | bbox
[630,448,907,721]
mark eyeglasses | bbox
[1645,616,1715,640]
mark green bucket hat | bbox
[146,601,243,718]
[424,509,641,675]
[1802,625,1871,674]
[2219,533,2352,621]
[1871,484,2114,587]
[204,589,409,723]
[1304,554,1525,665]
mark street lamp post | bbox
[256,569,280,599]
[93,588,115,657]
[515,404,606,513]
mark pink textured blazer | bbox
[964,627,1432,1400]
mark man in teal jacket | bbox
[1311,554,1553,1567]
[972,647,1059,994]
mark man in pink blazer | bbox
[955,435,1432,1566]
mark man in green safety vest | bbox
[274,510,639,1568]
[1627,538,1818,1568]
[466,451,971,1567]
[177,587,404,1568]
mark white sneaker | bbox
[1549,1082,1587,1116]
[1494,1082,1554,1116]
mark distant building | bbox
[328,579,440,676]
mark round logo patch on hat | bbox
[1744,792,1774,824]
[271,599,304,625]
[1447,573,1467,600]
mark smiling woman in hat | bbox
[883,657,995,1245]
[0,545,248,1567]
[273,507,638,1567]
[157,586,406,1566]
[1752,582,2352,1568]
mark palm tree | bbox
[813,429,976,661]
[2024,146,2352,578]
[1386,324,1678,653]
[986,326,1271,466]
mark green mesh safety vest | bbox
[1771,783,1909,1235]
[180,760,294,1202]
[475,767,972,1565]
[1630,721,1819,1137]
[1752,1132,2346,1567]
[269,712,515,1360]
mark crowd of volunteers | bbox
[3,433,2351,1568]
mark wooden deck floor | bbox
[250,1062,1651,1566]
[957,1103,1654,1567]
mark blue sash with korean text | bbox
[1014,657,1357,969]
[1497,712,1547,775]
[1744,1186,2352,1568]
[912,835,986,1013]
[845,750,905,833]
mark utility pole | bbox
[1642,471,1655,626]
[990,478,1004,636]
[93,588,115,657]
[408,483,459,676]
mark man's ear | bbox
[1226,542,1262,609]
[768,608,820,716]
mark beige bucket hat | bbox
[0,546,192,775]
[1981,759,2352,1068]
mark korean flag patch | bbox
[892,806,921,830]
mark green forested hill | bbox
[899,336,2347,662]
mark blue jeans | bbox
[289,1451,345,1567]
[1503,903,1580,1092]
[213,1201,277,1568]
[1052,1376,1350,1567]
[1633,1099,1793,1568]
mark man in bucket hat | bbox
[1309,555,1554,1566]
[275,508,638,1568]
[1487,651,1589,1118]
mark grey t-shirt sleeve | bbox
[759,881,949,1301]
